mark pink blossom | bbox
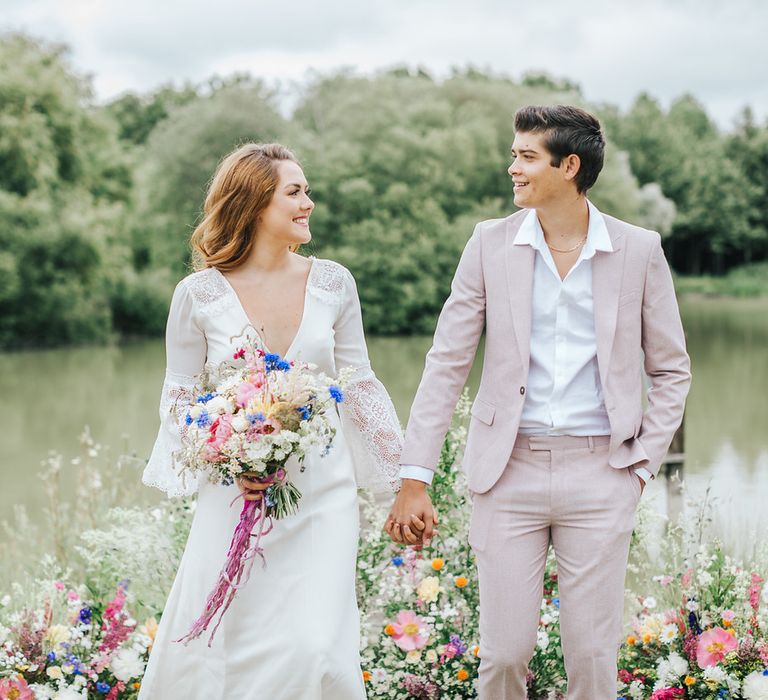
[749,573,764,611]
[67,590,79,602]
[650,689,685,700]
[696,626,738,668]
[0,675,34,700]
[235,381,258,407]
[389,610,430,651]
[722,609,735,622]
[207,415,233,449]
[681,568,694,589]
[53,581,65,591]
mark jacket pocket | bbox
[470,398,496,426]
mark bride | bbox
[138,143,402,699]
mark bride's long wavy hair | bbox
[190,143,300,271]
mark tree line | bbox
[1,33,766,349]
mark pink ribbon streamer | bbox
[175,492,273,647]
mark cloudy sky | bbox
[3,0,766,128]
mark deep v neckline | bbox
[215,257,315,359]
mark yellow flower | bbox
[426,650,438,663]
[47,666,64,680]
[684,676,696,686]
[457,669,469,681]
[416,576,442,604]
[454,576,468,588]
[43,624,70,649]
[61,663,75,675]
[406,650,422,664]
[431,558,444,571]
[473,645,480,657]
[140,617,159,651]
[642,633,653,644]
[722,618,732,628]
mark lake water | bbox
[1,297,766,554]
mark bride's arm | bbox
[333,268,403,494]
[142,279,207,498]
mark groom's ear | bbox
[562,153,582,183]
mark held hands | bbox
[384,479,439,547]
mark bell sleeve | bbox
[334,269,403,493]
[141,279,207,498]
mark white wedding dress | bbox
[138,257,402,700]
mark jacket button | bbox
[519,386,526,395]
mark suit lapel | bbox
[505,217,534,373]
[592,218,627,391]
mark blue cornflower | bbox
[552,597,560,609]
[195,409,211,428]
[718,690,729,698]
[184,412,193,425]
[688,611,702,634]
[96,682,111,694]
[264,353,291,372]
[277,360,290,371]
[391,556,404,567]
[47,651,56,662]
[247,412,265,425]
[763,669,768,676]
[329,386,344,403]
[119,578,130,589]
[297,406,311,421]
[196,392,215,403]
[79,607,91,624]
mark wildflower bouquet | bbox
[618,543,768,699]
[174,336,351,646]
[0,579,156,700]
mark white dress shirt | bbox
[401,201,653,485]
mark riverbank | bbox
[675,263,768,298]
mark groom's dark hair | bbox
[514,105,605,193]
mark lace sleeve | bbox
[327,263,402,493]
[141,279,207,498]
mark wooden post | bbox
[661,413,686,525]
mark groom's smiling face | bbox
[508,131,576,209]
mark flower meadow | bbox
[3,404,768,697]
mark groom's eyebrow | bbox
[511,147,538,156]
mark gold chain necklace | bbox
[547,236,587,254]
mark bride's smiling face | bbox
[258,161,314,247]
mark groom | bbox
[385,105,691,699]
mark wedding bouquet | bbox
[174,336,352,646]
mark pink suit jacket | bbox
[400,209,692,494]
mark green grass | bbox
[675,263,768,298]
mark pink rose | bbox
[235,381,258,407]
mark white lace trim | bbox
[183,268,236,317]
[142,370,200,498]
[307,258,347,305]
[338,368,402,493]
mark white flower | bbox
[188,404,204,420]
[668,652,688,677]
[205,395,232,414]
[763,581,768,604]
[660,624,679,644]
[371,668,388,684]
[231,414,249,432]
[743,670,768,700]
[643,596,657,609]
[698,571,714,586]
[0,625,8,645]
[686,600,699,612]
[110,646,146,682]
[536,630,549,651]
[425,650,438,663]
[703,665,727,683]
[53,687,87,700]
[405,650,421,664]
[656,652,688,684]
[1,595,10,607]
[416,577,441,604]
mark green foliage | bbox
[2,31,767,346]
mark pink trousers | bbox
[469,435,641,700]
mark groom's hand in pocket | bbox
[384,479,438,547]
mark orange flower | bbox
[722,619,732,627]
[684,676,696,686]
[473,645,480,657]
[384,624,396,636]
[642,633,652,644]
[457,669,469,681]
[362,671,371,683]
[431,558,445,571]
[626,635,637,645]
[455,576,468,588]
[132,683,141,690]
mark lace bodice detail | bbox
[142,257,402,497]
